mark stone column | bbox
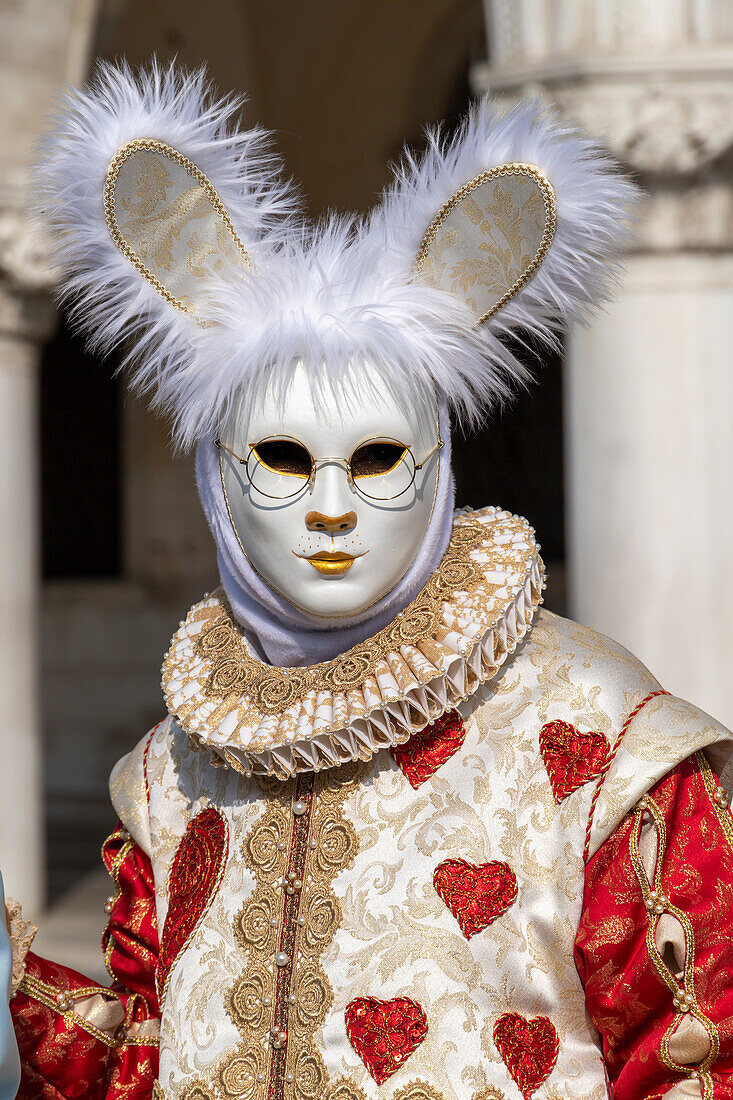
[0,262,54,913]
[472,1,733,725]
[0,0,100,912]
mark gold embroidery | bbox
[104,138,252,318]
[199,763,362,1100]
[471,1090,507,1100]
[324,1081,367,1100]
[194,519,484,715]
[179,1086,215,1100]
[415,163,556,325]
[629,792,719,1098]
[393,1083,449,1100]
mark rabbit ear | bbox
[414,162,556,325]
[105,137,254,319]
[372,97,639,380]
[34,61,299,448]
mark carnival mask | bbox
[216,364,442,616]
[37,64,636,620]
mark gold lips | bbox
[298,550,363,576]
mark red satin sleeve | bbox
[102,825,160,1015]
[575,751,733,1099]
[11,826,160,1099]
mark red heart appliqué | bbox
[433,858,517,939]
[493,1012,559,1099]
[539,720,610,803]
[390,710,466,789]
[345,996,428,1084]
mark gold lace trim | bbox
[629,787,719,1098]
[195,519,485,715]
[183,763,362,1100]
[5,897,37,997]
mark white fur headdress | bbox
[36,61,638,450]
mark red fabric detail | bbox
[390,710,466,788]
[493,1013,559,1100]
[12,954,112,1100]
[539,720,609,803]
[575,754,733,1099]
[156,806,227,995]
[344,996,428,1085]
[102,830,160,1014]
[106,1040,158,1100]
[433,858,517,939]
[12,823,161,1100]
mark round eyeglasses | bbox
[215,433,443,502]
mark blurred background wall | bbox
[0,0,731,969]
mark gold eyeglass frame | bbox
[214,433,444,502]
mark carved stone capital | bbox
[471,58,733,251]
[0,206,58,342]
[0,208,58,296]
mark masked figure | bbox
[8,63,733,1100]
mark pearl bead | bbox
[263,996,271,1006]
[275,952,290,967]
[288,993,296,1004]
[287,871,297,881]
[245,771,253,779]
[257,1073,265,1083]
[297,917,305,927]
[309,839,317,849]
[293,800,307,816]
[286,886,295,895]
[286,1074,294,1084]
[56,993,70,1010]
[293,879,302,890]
[269,918,278,927]
[279,1030,287,1041]
[277,841,286,851]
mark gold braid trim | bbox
[101,823,135,982]
[629,791,719,1098]
[17,973,123,1048]
[178,763,363,1100]
[697,749,733,852]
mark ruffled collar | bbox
[162,507,545,779]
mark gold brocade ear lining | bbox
[415,162,557,326]
[104,138,253,318]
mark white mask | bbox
[217,363,443,619]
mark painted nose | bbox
[305,510,357,534]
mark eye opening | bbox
[251,438,313,479]
[350,440,409,479]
